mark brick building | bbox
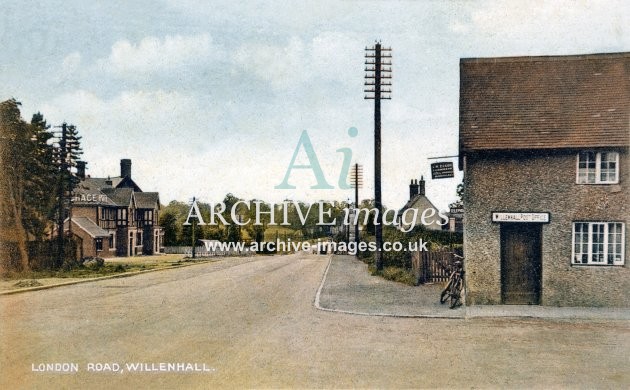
[67,159,163,258]
[459,52,629,307]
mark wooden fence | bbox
[163,246,254,257]
[411,250,459,285]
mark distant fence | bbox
[163,246,254,257]
[412,250,460,285]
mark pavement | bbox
[316,255,630,321]
[3,253,629,321]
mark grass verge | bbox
[368,265,416,286]
[1,263,158,281]
[1,254,190,281]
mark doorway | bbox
[500,223,542,304]
[128,233,134,257]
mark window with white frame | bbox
[576,151,619,184]
[572,222,625,265]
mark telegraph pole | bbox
[65,125,80,241]
[191,197,196,259]
[365,42,391,271]
[55,123,68,267]
[349,163,363,249]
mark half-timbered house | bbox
[69,159,163,258]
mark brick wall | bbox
[463,149,629,307]
[71,224,113,259]
[73,206,97,220]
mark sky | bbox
[1,0,628,211]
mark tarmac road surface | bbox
[1,253,628,388]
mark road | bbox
[1,253,628,389]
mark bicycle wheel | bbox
[449,277,463,309]
[440,279,452,304]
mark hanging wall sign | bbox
[431,162,454,179]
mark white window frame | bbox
[576,151,619,184]
[572,222,625,265]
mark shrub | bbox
[372,266,416,286]
[82,257,104,269]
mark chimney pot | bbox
[409,178,419,199]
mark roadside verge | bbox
[0,256,260,296]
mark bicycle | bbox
[440,257,465,309]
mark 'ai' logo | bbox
[275,127,358,190]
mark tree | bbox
[161,200,191,245]
[449,182,464,210]
[23,113,57,243]
[0,101,68,272]
[359,199,377,236]
[245,199,268,245]
[159,211,179,246]
[221,193,242,243]
[0,99,90,271]
[52,122,82,269]
[0,99,32,272]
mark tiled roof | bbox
[459,52,630,153]
[400,194,439,214]
[72,187,118,206]
[80,177,123,191]
[68,217,110,238]
[135,192,160,209]
[100,187,134,207]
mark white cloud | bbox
[61,52,82,73]
[38,89,223,199]
[35,88,365,204]
[448,19,470,34]
[232,32,364,90]
[54,51,83,84]
[103,33,223,74]
[233,37,306,89]
[451,0,629,54]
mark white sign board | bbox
[492,212,549,223]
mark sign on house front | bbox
[492,212,550,223]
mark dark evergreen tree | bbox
[51,123,82,268]
[23,113,56,243]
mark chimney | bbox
[419,176,425,196]
[120,159,132,178]
[409,179,419,199]
[105,176,112,186]
[76,161,86,180]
